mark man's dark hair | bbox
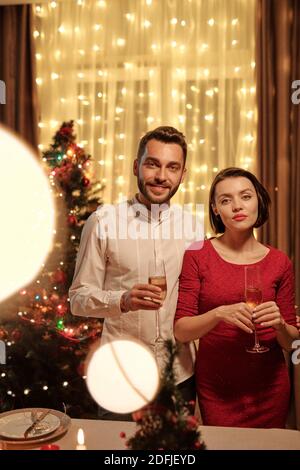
[137,126,187,164]
[209,167,271,234]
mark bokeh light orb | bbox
[86,339,160,414]
[0,125,55,303]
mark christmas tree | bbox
[121,341,206,450]
[0,121,103,417]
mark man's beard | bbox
[137,177,180,205]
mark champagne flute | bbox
[245,265,269,353]
[148,258,167,344]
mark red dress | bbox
[175,240,296,428]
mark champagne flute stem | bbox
[254,328,260,349]
[156,309,160,340]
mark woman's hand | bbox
[252,301,285,330]
[216,303,254,334]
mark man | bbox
[69,126,203,420]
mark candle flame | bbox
[77,428,85,445]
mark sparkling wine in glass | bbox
[148,259,167,344]
[245,265,269,354]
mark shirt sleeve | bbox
[174,249,201,322]
[69,211,126,318]
[276,256,297,327]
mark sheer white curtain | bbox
[34,0,256,234]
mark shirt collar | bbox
[128,194,171,223]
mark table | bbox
[53,419,300,450]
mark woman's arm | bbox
[174,249,254,342]
[174,308,219,343]
[253,257,299,351]
[175,303,254,342]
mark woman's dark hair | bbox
[209,167,271,234]
[137,126,187,164]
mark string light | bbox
[116,38,126,47]
[244,134,254,143]
[245,110,254,119]
[34,5,256,217]
[125,13,135,22]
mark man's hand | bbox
[253,301,285,330]
[120,283,163,313]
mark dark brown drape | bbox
[0,4,38,148]
[256,0,300,430]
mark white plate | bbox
[0,408,60,440]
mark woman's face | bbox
[213,176,259,232]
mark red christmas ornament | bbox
[68,214,77,226]
[56,303,68,316]
[11,329,22,341]
[186,415,198,429]
[52,269,67,284]
[132,410,144,422]
[0,328,6,340]
[50,293,60,303]
[82,177,90,187]
[59,126,72,136]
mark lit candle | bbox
[76,428,87,450]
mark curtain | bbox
[256,0,300,430]
[0,4,38,148]
[33,0,256,235]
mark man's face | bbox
[133,139,186,207]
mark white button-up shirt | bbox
[69,196,203,383]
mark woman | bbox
[174,167,299,428]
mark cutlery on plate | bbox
[23,409,50,439]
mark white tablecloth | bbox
[53,419,300,450]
